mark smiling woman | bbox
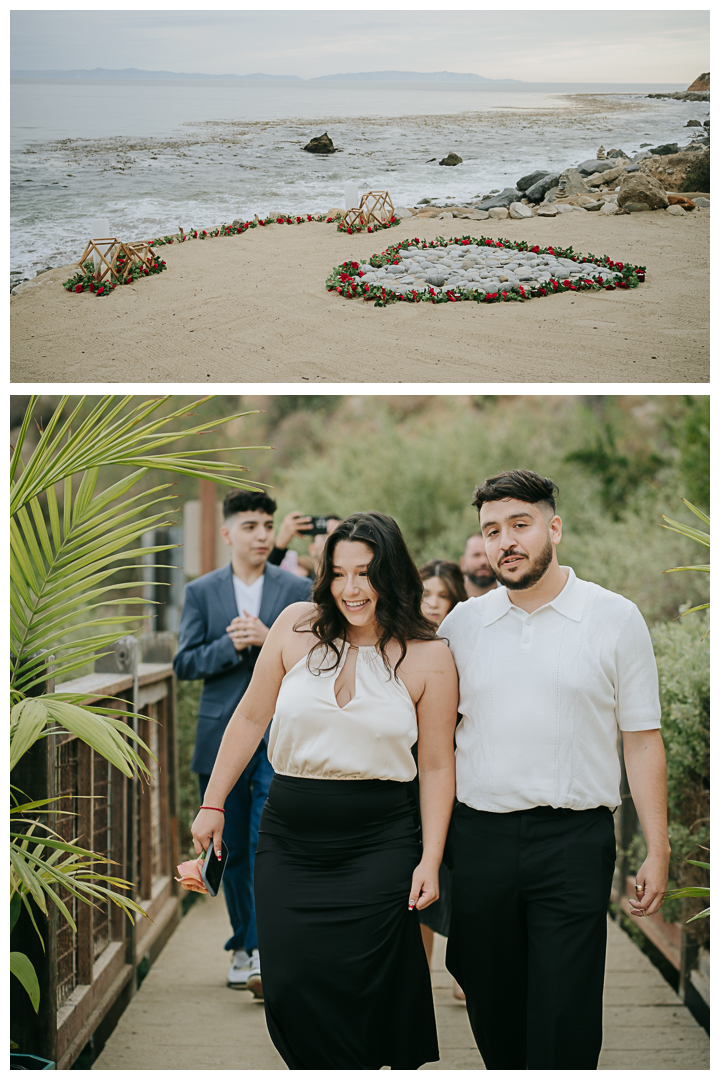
[189,510,458,1069]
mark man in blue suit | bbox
[174,489,312,996]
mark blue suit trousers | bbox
[199,743,274,955]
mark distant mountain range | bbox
[11,67,524,83]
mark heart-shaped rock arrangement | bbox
[327,236,646,307]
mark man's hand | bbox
[628,851,670,918]
[275,511,312,550]
[227,611,270,652]
[622,728,671,920]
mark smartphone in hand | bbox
[201,839,229,897]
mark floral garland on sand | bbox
[62,251,167,297]
[62,211,401,296]
[326,236,646,308]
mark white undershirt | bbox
[439,567,661,813]
[232,572,264,619]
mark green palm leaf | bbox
[10,952,40,1012]
[10,396,275,995]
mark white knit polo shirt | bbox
[439,567,661,813]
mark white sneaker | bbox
[247,949,263,1000]
[227,949,252,988]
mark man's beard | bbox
[494,535,554,591]
[465,568,496,589]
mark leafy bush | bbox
[628,616,710,936]
[680,150,710,193]
[272,396,708,626]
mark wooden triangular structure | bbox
[77,238,161,283]
[342,190,395,228]
[359,190,395,226]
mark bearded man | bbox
[440,469,669,1070]
[459,531,497,597]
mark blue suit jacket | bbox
[173,561,312,775]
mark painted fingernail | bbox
[408,899,416,909]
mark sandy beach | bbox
[10,210,708,383]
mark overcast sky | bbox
[11,8,709,84]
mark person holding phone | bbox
[174,490,312,996]
[191,512,457,1070]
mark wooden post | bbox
[199,479,217,577]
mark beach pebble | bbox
[693,197,710,207]
[601,202,619,215]
[665,205,686,216]
[536,205,558,216]
[488,207,509,220]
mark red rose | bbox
[562,279,571,287]
[531,245,539,254]
[617,281,629,289]
[605,284,616,290]
[75,283,83,292]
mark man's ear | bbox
[220,523,231,547]
[459,555,466,572]
[549,515,563,545]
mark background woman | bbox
[418,559,467,1000]
[192,512,458,1070]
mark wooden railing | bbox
[10,634,181,1068]
[612,734,709,1030]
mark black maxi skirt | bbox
[254,774,440,1070]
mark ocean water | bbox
[11,78,708,278]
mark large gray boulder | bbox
[617,172,669,211]
[576,159,611,176]
[524,173,560,203]
[476,187,523,210]
[517,169,551,192]
[559,168,590,196]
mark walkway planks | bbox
[93,896,708,1070]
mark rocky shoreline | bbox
[403,123,709,225]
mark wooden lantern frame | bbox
[342,190,395,228]
[77,238,161,284]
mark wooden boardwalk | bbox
[94,895,708,1070]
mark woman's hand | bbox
[408,858,440,911]
[191,808,225,859]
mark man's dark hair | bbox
[471,470,559,515]
[306,511,437,675]
[222,489,277,519]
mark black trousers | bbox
[445,803,616,1071]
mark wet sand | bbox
[10,210,709,383]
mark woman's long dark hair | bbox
[307,511,438,675]
[418,560,467,612]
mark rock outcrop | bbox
[640,150,709,191]
[687,73,710,92]
[617,172,669,211]
[439,152,463,166]
[302,132,335,154]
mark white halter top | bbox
[268,641,418,781]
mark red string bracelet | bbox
[200,805,225,813]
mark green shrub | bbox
[680,150,710,193]
[636,616,709,936]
